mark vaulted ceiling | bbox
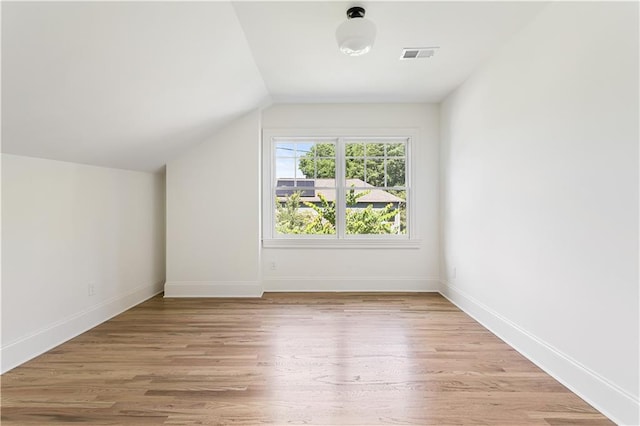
[2,1,547,171]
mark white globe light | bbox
[336,8,376,56]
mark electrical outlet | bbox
[270,262,277,271]
[452,267,457,280]
[88,282,96,296]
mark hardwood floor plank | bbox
[1,293,612,425]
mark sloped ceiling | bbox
[1,1,547,172]
[1,2,270,171]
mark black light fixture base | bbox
[346,6,366,19]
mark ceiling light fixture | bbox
[336,6,376,57]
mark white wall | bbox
[165,104,438,295]
[262,104,440,291]
[440,2,638,424]
[1,154,166,373]
[165,109,262,297]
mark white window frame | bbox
[262,128,420,249]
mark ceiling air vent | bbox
[400,47,439,60]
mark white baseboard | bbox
[164,281,263,297]
[263,277,442,292]
[440,281,639,426]
[1,280,164,374]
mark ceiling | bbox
[235,2,547,103]
[1,1,547,172]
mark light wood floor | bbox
[1,293,612,425]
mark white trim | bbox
[336,137,346,237]
[440,281,639,426]
[4,276,631,426]
[263,238,421,249]
[0,280,164,374]
[263,277,441,292]
[164,281,263,298]
[262,127,417,243]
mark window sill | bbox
[262,238,421,249]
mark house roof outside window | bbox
[276,179,404,204]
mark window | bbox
[263,129,417,248]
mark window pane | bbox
[345,187,370,207]
[295,158,306,179]
[365,158,385,187]
[297,155,313,178]
[275,142,296,158]
[313,143,336,179]
[275,157,296,179]
[345,158,364,181]
[387,158,406,187]
[275,179,315,197]
[269,135,408,240]
[365,142,385,157]
[315,143,336,157]
[314,158,335,179]
[344,188,405,235]
[344,206,405,235]
[296,142,314,157]
[345,142,364,157]
[296,142,335,179]
[275,192,336,235]
[387,143,405,157]
[394,190,407,235]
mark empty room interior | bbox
[1,1,638,425]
